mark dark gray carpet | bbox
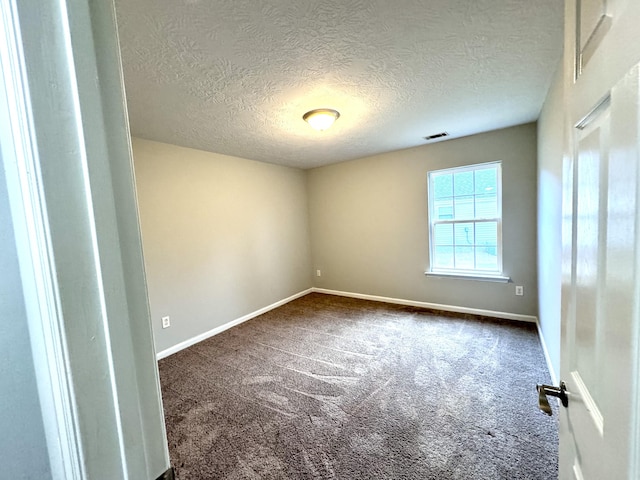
[159,293,558,479]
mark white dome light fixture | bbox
[303,108,340,131]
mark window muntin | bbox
[428,162,502,275]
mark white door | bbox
[559,1,640,478]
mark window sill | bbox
[424,271,511,283]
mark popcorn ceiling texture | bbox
[115,0,563,168]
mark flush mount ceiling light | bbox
[303,108,340,131]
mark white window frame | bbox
[426,161,508,281]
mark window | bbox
[427,162,502,277]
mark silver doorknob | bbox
[536,381,568,415]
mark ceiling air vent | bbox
[424,132,449,141]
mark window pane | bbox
[434,246,454,269]
[454,222,474,246]
[433,174,453,199]
[454,171,474,195]
[434,224,453,245]
[454,196,474,219]
[433,198,453,220]
[475,246,498,270]
[454,246,474,269]
[474,167,497,194]
[475,193,498,218]
[475,222,497,248]
[476,222,498,270]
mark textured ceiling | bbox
[115,0,563,169]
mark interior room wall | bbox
[133,138,313,354]
[307,123,538,317]
[536,60,564,379]
[0,163,51,478]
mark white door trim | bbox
[0,0,170,478]
[0,2,83,477]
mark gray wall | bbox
[536,61,564,379]
[0,164,51,478]
[133,138,313,353]
[308,123,538,316]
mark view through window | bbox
[428,162,502,275]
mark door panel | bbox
[576,0,610,73]
[563,94,610,480]
[572,98,609,415]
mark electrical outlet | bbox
[162,316,171,329]
[515,285,524,296]
[316,269,322,277]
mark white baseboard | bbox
[535,320,558,385]
[155,288,313,360]
[156,287,557,384]
[311,288,538,323]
